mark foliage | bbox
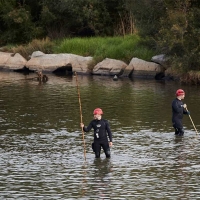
[123,0,166,37]
[180,71,200,84]
[39,0,129,38]
[0,0,44,45]
[157,0,200,71]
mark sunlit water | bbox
[0,72,200,199]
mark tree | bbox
[157,0,200,71]
[39,0,124,38]
[123,0,166,37]
[0,0,44,44]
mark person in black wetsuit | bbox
[80,108,113,158]
[172,89,190,136]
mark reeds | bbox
[8,38,54,60]
[181,71,200,85]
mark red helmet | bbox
[176,89,185,96]
[93,108,103,115]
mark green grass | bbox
[4,35,156,66]
[54,35,156,64]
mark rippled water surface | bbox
[0,72,200,199]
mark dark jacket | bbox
[172,98,188,128]
[83,119,112,142]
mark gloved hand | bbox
[183,104,187,108]
[187,111,190,115]
[80,123,84,128]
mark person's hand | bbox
[183,104,187,108]
[187,111,190,115]
[80,123,84,128]
[109,142,113,147]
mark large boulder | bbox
[92,58,127,76]
[122,57,165,78]
[26,52,93,73]
[151,54,169,69]
[0,52,27,70]
[30,50,45,58]
[0,52,14,68]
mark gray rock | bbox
[122,57,165,78]
[151,54,169,69]
[1,52,27,70]
[0,52,15,68]
[26,52,93,73]
[92,58,127,76]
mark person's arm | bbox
[182,103,190,115]
[183,108,190,115]
[105,120,112,146]
[80,121,93,132]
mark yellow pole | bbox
[186,107,198,135]
[75,72,86,160]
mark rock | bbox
[30,51,45,58]
[92,58,127,76]
[0,52,15,69]
[122,57,165,78]
[2,53,27,70]
[26,52,93,73]
[113,75,118,81]
[151,54,169,69]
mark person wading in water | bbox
[172,89,190,136]
[80,108,113,158]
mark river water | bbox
[0,72,200,199]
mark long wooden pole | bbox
[186,107,198,135]
[75,72,86,160]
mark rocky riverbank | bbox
[0,51,171,80]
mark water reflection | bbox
[90,158,112,199]
[172,136,200,199]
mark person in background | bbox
[80,108,113,158]
[172,89,190,136]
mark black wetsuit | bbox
[172,98,188,136]
[83,119,112,158]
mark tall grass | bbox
[181,71,200,85]
[54,35,155,64]
[5,38,54,60]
